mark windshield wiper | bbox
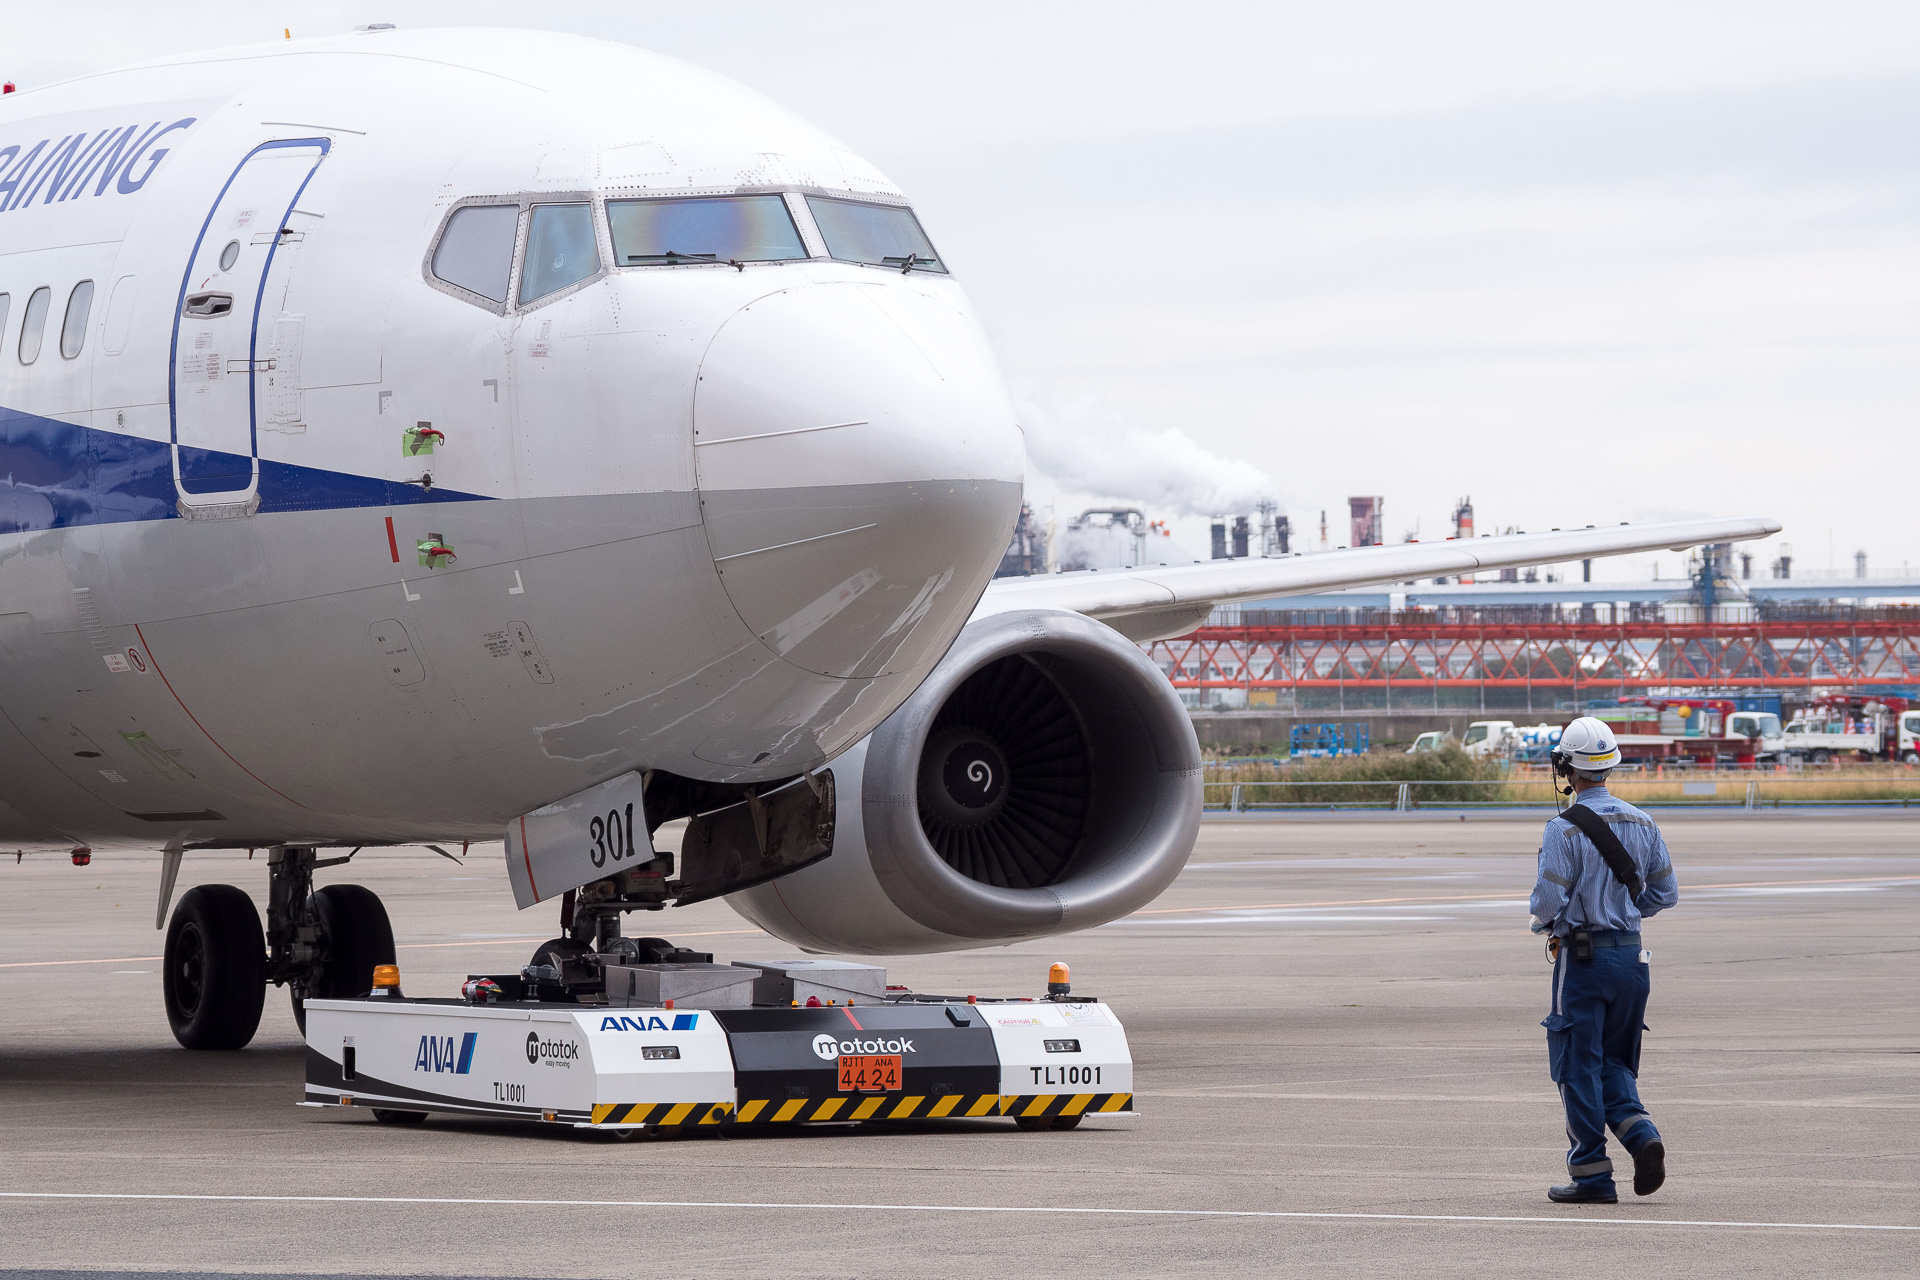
[626,250,747,271]
[882,253,940,275]
[628,249,714,262]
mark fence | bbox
[1207,776,1920,812]
[1152,613,1920,714]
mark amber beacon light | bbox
[1047,963,1071,997]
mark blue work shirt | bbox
[1529,786,1679,936]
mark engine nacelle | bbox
[728,609,1202,953]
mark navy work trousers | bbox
[1542,942,1661,1190]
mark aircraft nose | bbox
[695,281,1024,681]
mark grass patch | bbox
[1203,757,1920,808]
[1210,745,1506,805]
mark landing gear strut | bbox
[267,847,395,1032]
[160,845,395,1049]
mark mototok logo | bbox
[812,1033,915,1060]
[525,1031,581,1067]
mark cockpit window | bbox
[804,197,946,273]
[608,195,807,265]
[432,204,520,303]
[520,203,601,304]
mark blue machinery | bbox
[1288,722,1370,757]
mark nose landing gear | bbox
[159,845,395,1050]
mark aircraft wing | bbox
[977,516,1782,641]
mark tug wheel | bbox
[164,885,267,1051]
[1014,1115,1051,1131]
[293,884,397,1032]
[371,1109,428,1125]
[1051,1113,1084,1130]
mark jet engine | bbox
[728,609,1202,953]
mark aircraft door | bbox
[170,139,330,511]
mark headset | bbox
[1550,745,1578,799]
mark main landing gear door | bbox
[503,771,835,911]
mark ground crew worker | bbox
[1529,715,1679,1204]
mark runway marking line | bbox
[0,1191,1911,1233]
[0,929,765,970]
[1135,874,1920,916]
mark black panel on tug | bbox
[714,1004,999,1122]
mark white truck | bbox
[1781,696,1920,764]
[1460,720,1561,759]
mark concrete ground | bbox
[2,813,1916,1278]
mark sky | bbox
[11,2,1918,582]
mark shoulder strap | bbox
[1557,803,1645,898]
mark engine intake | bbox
[728,609,1202,953]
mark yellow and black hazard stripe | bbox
[733,1092,1005,1124]
[1000,1092,1135,1120]
[589,1100,734,1128]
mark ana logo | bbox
[525,1031,581,1067]
[415,1031,477,1074]
[812,1033,915,1060]
[598,1013,699,1032]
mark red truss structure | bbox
[1148,614,1920,697]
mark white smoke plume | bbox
[1019,395,1278,517]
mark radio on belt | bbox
[302,956,1135,1137]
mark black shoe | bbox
[1548,1182,1618,1204]
[1632,1140,1666,1196]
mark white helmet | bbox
[1551,716,1621,775]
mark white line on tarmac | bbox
[0,1191,1911,1233]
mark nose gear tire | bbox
[163,884,267,1051]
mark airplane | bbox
[0,26,1779,1052]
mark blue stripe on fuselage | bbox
[0,402,489,532]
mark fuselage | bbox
[0,28,1024,851]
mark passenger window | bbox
[60,280,94,359]
[608,195,807,265]
[17,286,50,364]
[520,203,600,304]
[431,204,521,303]
[804,197,945,273]
[0,294,10,346]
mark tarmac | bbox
[2,812,1916,1278]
